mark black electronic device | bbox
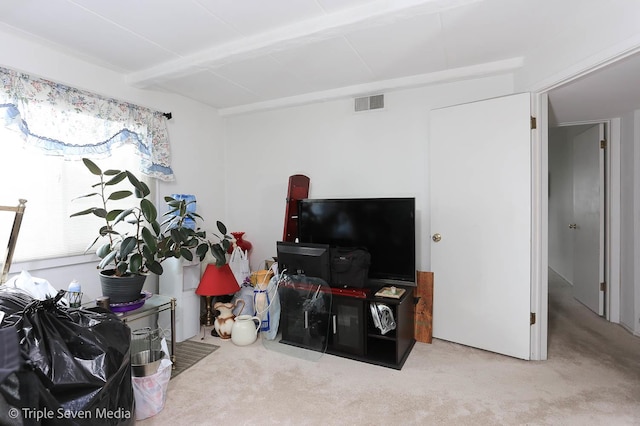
[276,241,331,284]
[297,197,415,287]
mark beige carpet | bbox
[139,272,640,425]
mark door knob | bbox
[569,224,577,229]
[432,233,442,242]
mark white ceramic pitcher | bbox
[231,315,261,346]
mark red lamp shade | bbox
[196,263,240,296]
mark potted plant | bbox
[71,158,231,303]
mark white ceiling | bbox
[547,52,640,125]
[0,0,638,120]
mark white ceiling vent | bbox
[354,94,384,112]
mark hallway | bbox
[548,268,640,378]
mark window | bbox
[0,126,153,262]
[0,66,173,264]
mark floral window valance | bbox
[0,66,174,181]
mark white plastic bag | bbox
[229,246,250,286]
[5,270,63,301]
[232,283,255,316]
[254,272,281,341]
[132,338,173,420]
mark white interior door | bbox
[430,93,532,360]
[572,124,605,315]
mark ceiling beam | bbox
[126,0,484,88]
[218,56,522,116]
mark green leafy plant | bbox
[71,158,230,277]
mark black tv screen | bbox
[298,198,415,287]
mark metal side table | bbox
[116,294,176,366]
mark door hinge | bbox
[600,281,606,292]
[600,139,607,149]
[530,116,537,129]
[530,312,536,325]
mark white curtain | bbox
[0,66,174,181]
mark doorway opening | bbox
[548,122,607,318]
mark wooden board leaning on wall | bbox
[414,271,433,343]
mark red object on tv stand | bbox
[289,280,370,299]
[282,174,310,242]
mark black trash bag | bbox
[0,287,33,321]
[0,290,134,426]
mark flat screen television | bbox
[298,197,416,287]
[276,241,331,284]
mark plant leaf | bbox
[92,208,107,218]
[113,208,134,225]
[139,181,151,197]
[116,262,128,275]
[84,235,100,252]
[103,169,122,176]
[70,208,96,217]
[211,244,226,267]
[126,217,142,225]
[82,158,102,175]
[180,248,193,261]
[170,228,185,244]
[141,227,157,253]
[181,227,195,237]
[71,192,99,201]
[96,243,111,259]
[142,244,154,262]
[162,207,180,216]
[140,198,157,222]
[99,225,119,236]
[106,209,124,221]
[108,190,133,201]
[120,236,137,259]
[147,260,163,275]
[126,171,151,197]
[217,221,227,235]
[130,253,142,274]
[104,171,127,185]
[98,250,118,269]
[196,243,209,260]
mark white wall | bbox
[635,110,640,335]
[515,0,640,92]
[223,74,515,274]
[1,29,226,302]
[618,108,640,336]
[619,110,636,333]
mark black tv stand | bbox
[278,281,415,369]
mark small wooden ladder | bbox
[282,175,310,242]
